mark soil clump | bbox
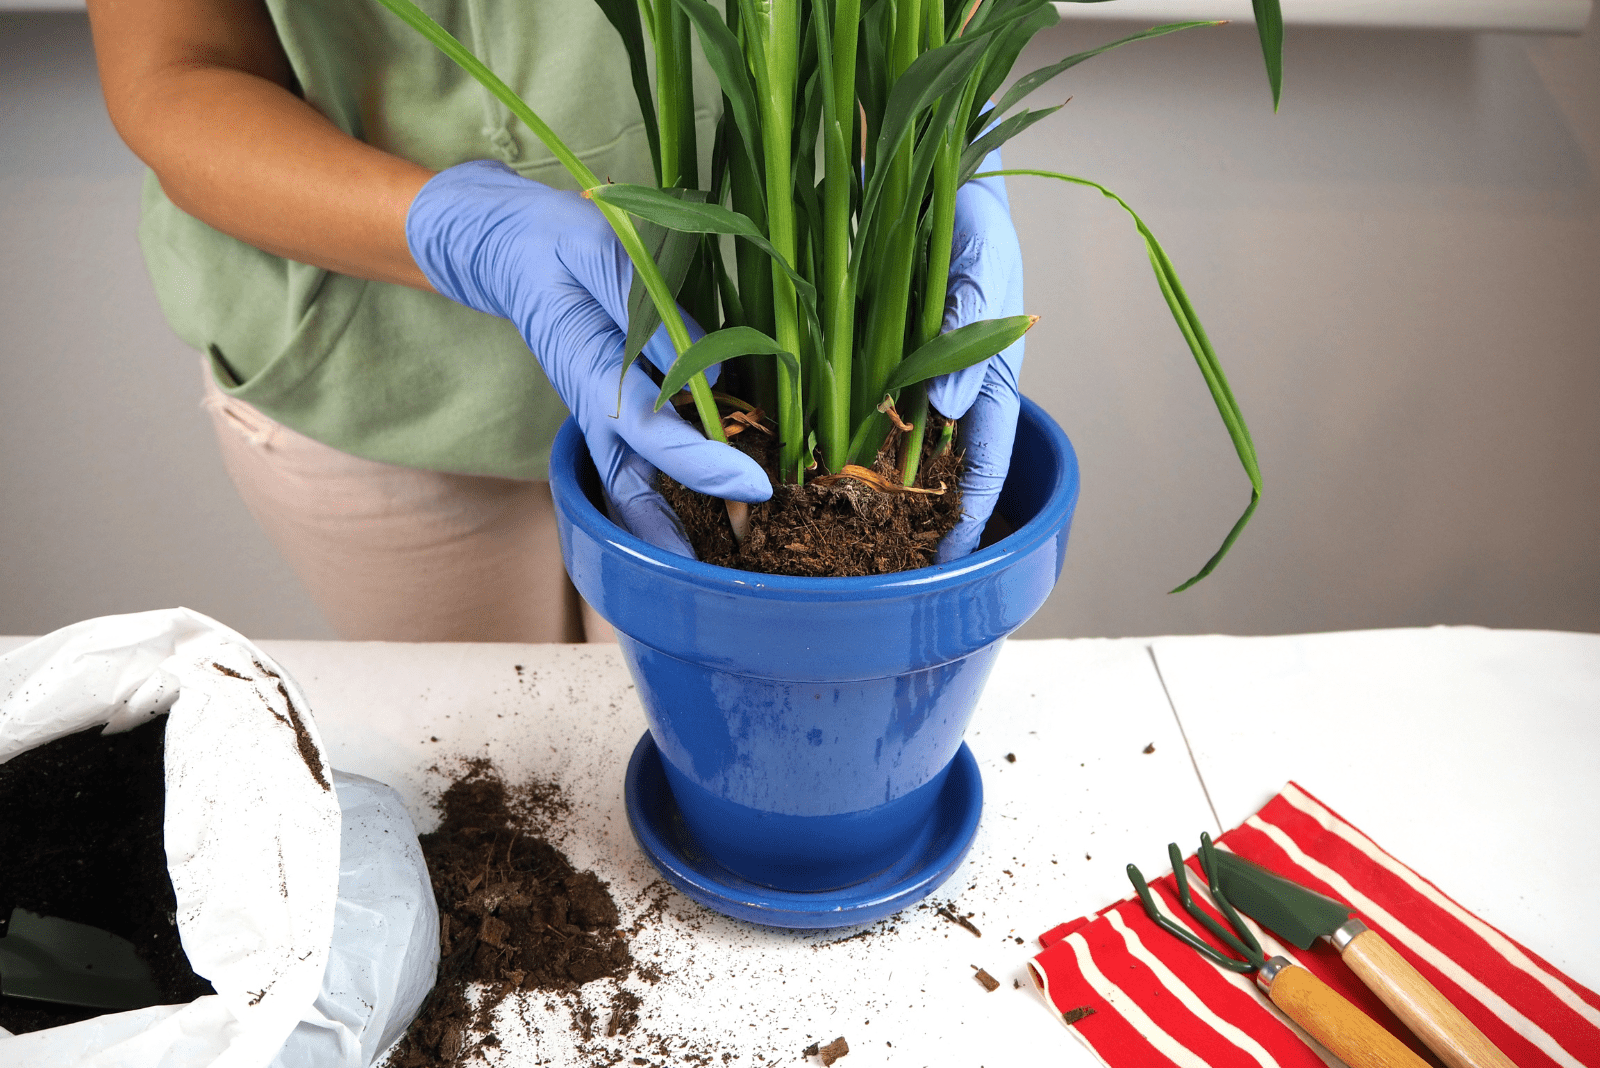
[660,405,963,576]
[0,715,216,1034]
[384,759,631,1067]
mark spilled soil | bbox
[384,759,632,1066]
[660,403,963,577]
[0,715,215,1034]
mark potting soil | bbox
[660,407,964,576]
[383,759,631,1067]
[0,715,215,1034]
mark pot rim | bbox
[551,394,1077,600]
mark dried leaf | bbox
[812,465,945,496]
[478,915,511,948]
[876,395,913,432]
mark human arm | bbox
[88,0,768,553]
[87,0,433,289]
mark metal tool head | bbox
[1127,833,1267,974]
[0,908,167,1010]
[1211,850,1354,950]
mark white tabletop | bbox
[3,627,1595,1065]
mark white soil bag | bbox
[0,609,438,1067]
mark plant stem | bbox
[759,0,807,481]
[904,3,961,486]
[855,0,923,428]
[819,0,861,474]
[725,2,778,413]
[897,382,929,484]
[655,1,699,189]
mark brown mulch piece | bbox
[973,966,1000,992]
[0,716,216,1034]
[661,407,963,577]
[804,1035,851,1064]
[937,906,983,938]
[383,759,631,1067]
[1143,742,1156,754]
[1062,1005,1098,1025]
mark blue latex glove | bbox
[927,152,1025,562]
[406,160,771,557]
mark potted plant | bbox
[377,0,1281,927]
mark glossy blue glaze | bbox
[624,734,984,928]
[552,398,1077,895]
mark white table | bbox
[3,627,1595,1066]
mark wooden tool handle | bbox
[1343,928,1519,1068]
[1265,961,1431,1068]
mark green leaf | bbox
[957,103,1062,187]
[711,243,747,328]
[623,189,707,364]
[856,0,890,155]
[1253,0,1285,111]
[960,0,1056,42]
[873,34,988,175]
[874,85,966,256]
[966,3,1059,129]
[587,182,824,341]
[978,167,1264,589]
[589,0,663,183]
[993,21,1221,119]
[671,0,766,193]
[960,0,1052,36]
[882,315,1036,393]
[656,326,800,408]
[1169,489,1259,592]
[856,33,988,253]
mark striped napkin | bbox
[1028,782,1600,1068]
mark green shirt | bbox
[140,0,717,479]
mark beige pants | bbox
[201,362,613,643]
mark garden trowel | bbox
[1213,851,1518,1068]
[0,908,167,1010]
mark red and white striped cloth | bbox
[1029,782,1600,1067]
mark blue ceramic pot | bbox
[551,397,1078,896]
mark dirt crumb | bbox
[1142,742,1156,754]
[1062,1005,1097,1025]
[606,988,643,1037]
[936,905,982,938]
[383,759,630,1067]
[818,1036,851,1064]
[661,407,963,577]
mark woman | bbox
[86,0,1026,643]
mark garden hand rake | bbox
[1128,834,1431,1068]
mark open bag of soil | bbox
[0,608,438,1067]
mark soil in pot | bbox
[384,759,632,1067]
[660,402,963,577]
[0,715,216,1034]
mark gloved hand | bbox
[406,160,771,557]
[927,150,1025,562]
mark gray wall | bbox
[1,12,1596,641]
[0,13,335,638]
[1005,17,1600,637]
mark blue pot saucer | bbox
[623,732,983,930]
